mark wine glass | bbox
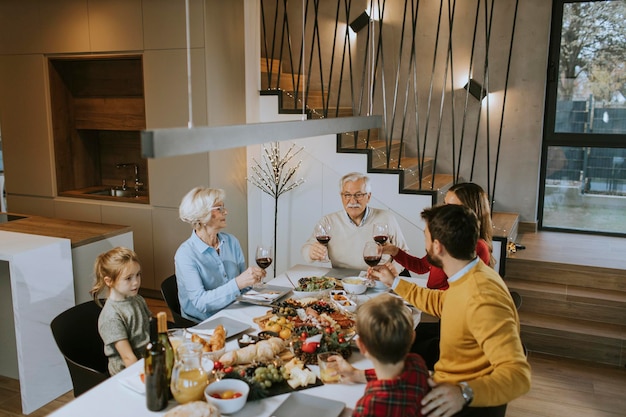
[363,241,382,287]
[314,222,332,262]
[254,244,273,288]
[372,223,389,245]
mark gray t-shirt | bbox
[98,295,151,375]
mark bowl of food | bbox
[237,334,259,348]
[330,290,358,313]
[292,276,336,299]
[342,277,368,294]
[204,378,250,414]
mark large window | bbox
[541,0,626,235]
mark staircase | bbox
[505,232,626,367]
[261,57,520,265]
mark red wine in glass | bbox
[373,235,388,245]
[316,235,331,245]
[256,257,273,269]
[364,255,382,267]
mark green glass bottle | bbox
[157,312,174,398]
[144,317,167,411]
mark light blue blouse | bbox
[174,231,246,322]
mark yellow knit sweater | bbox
[395,260,531,407]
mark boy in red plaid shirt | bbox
[329,293,430,417]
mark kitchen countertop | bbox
[0,213,132,248]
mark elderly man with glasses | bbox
[301,172,409,272]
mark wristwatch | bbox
[458,381,474,405]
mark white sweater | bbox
[301,207,409,270]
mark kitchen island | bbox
[0,213,133,414]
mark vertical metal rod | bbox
[491,0,520,212]
[420,0,445,188]
[185,0,193,128]
[457,0,481,183]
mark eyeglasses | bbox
[341,192,369,200]
[210,205,227,213]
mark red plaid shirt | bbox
[352,353,430,417]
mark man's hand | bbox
[367,264,396,287]
[421,378,466,416]
[308,241,328,261]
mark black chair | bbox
[161,274,198,328]
[50,300,110,397]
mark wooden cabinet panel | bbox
[148,153,209,208]
[6,196,55,218]
[40,0,90,53]
[54,198,103,223]
[88,0,143,52]
[0,55,55,197]
[0,1,43,54]
[73,97,146,130]
[143,48,207,129]
[101,204,155,289]
[151,207,191,288]
[143,0,204,50]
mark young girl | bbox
[90,247,151,375]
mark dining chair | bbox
[50,300,110,396]
[160,274,198,328]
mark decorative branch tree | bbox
[248,142,305,276]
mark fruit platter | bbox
[253,297,355,365]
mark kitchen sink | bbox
[85,188,147,198]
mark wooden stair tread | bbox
[519,311,626,341]
[403,173,454,191]
[492,212,519,241]
[506,278,626,304]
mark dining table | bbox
[48,264,423,417]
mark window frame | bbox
[539,0,626,236]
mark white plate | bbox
[119,370,145,394]
[188,316,250,339]
[270,392,344,417]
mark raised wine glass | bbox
[372,223,389,245]
[363,241,382,287]
[314,222,332,262]
[254,244,273,288]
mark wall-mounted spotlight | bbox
[349,11,370,33]
[464,79,487,101]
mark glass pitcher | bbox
[170,342,209,404]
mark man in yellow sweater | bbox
[369,204,531,417]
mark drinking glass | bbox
[372,223,389,245]
[318,351,341,384]
[363,241,382,287]
[254,244,273,288]
[314,222,332,262]
[363,241,382,267]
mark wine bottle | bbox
[144,317,168,411]
[156,312,174,398]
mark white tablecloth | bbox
[48,264,422,417]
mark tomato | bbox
[300,332,308,341]
[224,366,234,373]
[301,341,319,353]
[140,373,145,383]
[232,392,243,398]
[210,393,221,399]
[338,337,345,343]
[325,327,333,334]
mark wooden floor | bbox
[2,235,625,417]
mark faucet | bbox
[115,163,143,192]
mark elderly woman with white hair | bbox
[175,186,265,322]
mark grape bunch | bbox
[310,300,335,315]
[250,363,289,389]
